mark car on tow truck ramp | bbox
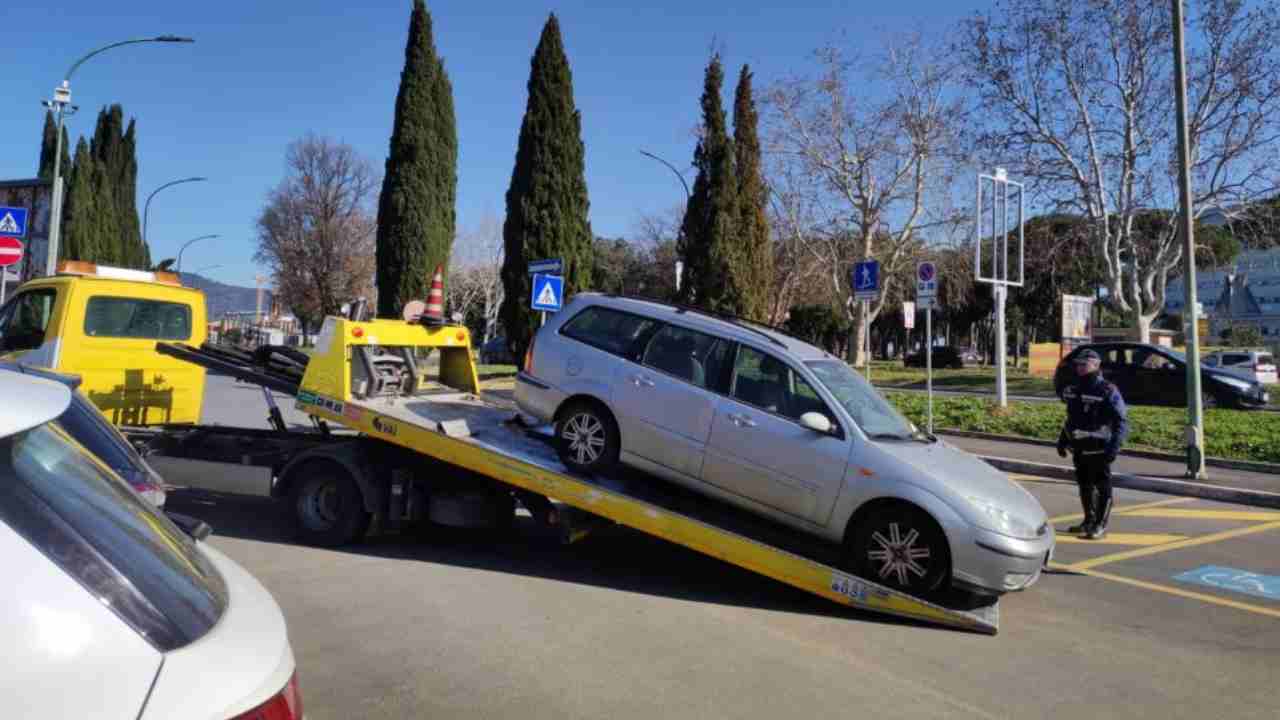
[516,294,1055,599]
[0,368,303,719]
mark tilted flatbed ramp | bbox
[297,387,999,635]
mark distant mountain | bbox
[180,273,274,318]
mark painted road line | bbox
[1122,509,1280,522]
[1173,566,1280,602]
[1069,566,1280,620]
[1048,497,1193,525]
[1054,533,1186,546]
[1067,519,1280,571]
[1010,474,1072,486]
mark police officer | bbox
[1057,349,1128,540]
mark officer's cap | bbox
[1073,349,1101,363]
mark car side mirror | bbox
[800,411,833,434]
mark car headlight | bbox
[1216,375,1256,392]
[967,495,1039,538]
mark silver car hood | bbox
[868,438,1047,528]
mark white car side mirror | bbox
[800,411,832,434]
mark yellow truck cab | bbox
[0,261,207,425]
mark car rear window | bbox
[0,422,226,651]
[561,306,656,358]
[84,296,192,340]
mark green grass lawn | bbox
[868,365,1058,396]
[885,392,1280,464]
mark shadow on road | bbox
[168,489,939,631]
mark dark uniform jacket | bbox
[1058,373,1129,459]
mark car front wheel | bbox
[555,401,620,476]
[847,503,951,597]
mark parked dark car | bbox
[1055,342,1271,409]
[904,346,968,369]
[479,336,516,365]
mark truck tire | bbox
[290,462,371,547]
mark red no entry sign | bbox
[0,236,23,267]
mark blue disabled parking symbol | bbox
[531,273,564,312]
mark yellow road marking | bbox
[1067,520,1280,571]
[1011,475,1073,486]
[1121,508,1280,522]
[1054,533,1187,546]
[1061,566,1280,620]
[1049,497,1193,525]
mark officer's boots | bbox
[1067,485,1094,534]
[1085,495,1113,540]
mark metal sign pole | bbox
[540,311,546,328]
[863,299,871,382]
[1,270,7,304]
[926,306,933,434]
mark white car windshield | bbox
[805,360,918,439]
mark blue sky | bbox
[1,1,983,287]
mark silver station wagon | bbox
[516,294,1054,598]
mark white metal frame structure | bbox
[975,169,1025,407]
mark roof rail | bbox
[605,293,788,349]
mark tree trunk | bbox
[1135,313,1155,344]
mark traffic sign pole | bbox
[926,306,933,435]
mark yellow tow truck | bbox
[0,261,207,425]
[147,310,1002,634]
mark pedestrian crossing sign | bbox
[531,273,564,312]
[0,207,28,238]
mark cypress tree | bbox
[499,14,595,361]
[677,54,739,315]
[87,105,145,268]
[732,65,773,322]
[61,139,101,262]
[37,110,70,182]
[376,0,458,318]
[120,119,145,268]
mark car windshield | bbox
[805,360,919,439]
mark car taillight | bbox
[228,672,302,720]
[523,336,536,374]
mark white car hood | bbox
[141,542,296,720]
[869,437,1048,530]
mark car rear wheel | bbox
[555,400,620,476]
[1201,391,1219,410]
[290,463,370,547]
[847,503,950,597]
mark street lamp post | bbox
[43,35,194,275]
[144,177,208,248]
[1171,0,1207,480]
[639,149,691,295]
[176,234,219,273]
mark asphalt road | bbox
[182,377,1280,719]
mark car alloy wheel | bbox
[561,412,606,466]
[867,522,934,587]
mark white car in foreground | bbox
[0,368,303,719]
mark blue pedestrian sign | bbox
[851,260,879,301]
[531,273,564,312]
[527,258,563,275]
[0,206,29,238]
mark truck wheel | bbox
[555,400,619,476]
[847,503,950,597]
[290,463,370,547]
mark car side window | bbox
[560,306,657,359]
[730,345,828,422]
[641,324,727,390]
[1204,356,1219,367]
[0,289,57,352]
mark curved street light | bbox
[144,176,208,247]
[44,35,195,275]
[639,149,691,201]
[176,234,219,273]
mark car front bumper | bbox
[952,524,1056,596]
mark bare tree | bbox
[764,34,965,365]
[255,135,378,337]
[449,211,504,343]
[958,0,1280,341]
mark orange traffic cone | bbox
[423,265,445,325]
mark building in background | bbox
[1166,248,1280,340]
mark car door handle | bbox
[628,374,655,388]
[728,413,757,428]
